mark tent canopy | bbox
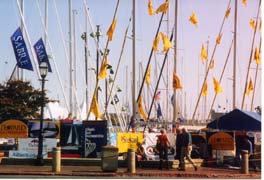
[207,108,261,131]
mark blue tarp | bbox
[207,108,261,131]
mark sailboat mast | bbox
[132,0,136,118]
[173,0,178,121]
[233,0,237,109]
[84,7,89,117]
[44,0,48,46]
[73,9,77,116]
[19,0,24,80]
[69,0,73,115]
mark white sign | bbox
[9,138,57,158]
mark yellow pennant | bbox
[242,0,247,6]
[138,96,147,121]
[189,12,198,27]
[225,7,231,19]
[153,32,161,51]
[200,44,208,62]
[98,57,108,79]
[160,32,172,52]
[148,0,155,15]
[254,47,261,65]
[213,77,223,94]
[156,0,170,14]
[209,59,214,69]
[145,65,151,85]
[107,18,117,41]
[246,78,254,96]
[258,20,262,31]
[173,73,183,90]
[216,33,222,45]
[90,93,102,119]
[201,81,208,96]
[250,19,256,30]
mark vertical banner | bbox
[33,38,52,72]
[10,27,33,71]
[82,120,107,158]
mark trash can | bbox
[101,145,119,172]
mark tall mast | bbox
[84,6,89,118]
[69,0,73,115]
[44,0,48,46]
[173,0,178,121]
[233,0,237,109]
[73,9,77,116]
[19,0,24,80]
[132,0,136,118]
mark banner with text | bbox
[117,132,144,153]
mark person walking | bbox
[175,128,183,169]
[179,128,197,171]
[157,129,171,170]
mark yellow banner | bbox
[0,120,28,138]
[117,132,143,153]
[208,132,234,150]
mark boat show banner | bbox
[117,132,144,153]
[28,120,60,139]
[0,120,28,138]
[82,120,107,158]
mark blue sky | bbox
[0,0,261,120]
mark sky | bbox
[0,0,262,121]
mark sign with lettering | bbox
[117,132,144,153]
[10,27,33,71]
[0,120,28,138]
[208,132,234,150]
[82,120,107,158]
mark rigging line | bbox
[105,12,132,110]
[241,0,262,109]
[191,0,232,120]
[136,12,165,102]
[143,27,174,133]
[15,0,41,79]
[207,39,234,120]
[35,0,70,112]
[86,0,121,120]
[250,36,261,111]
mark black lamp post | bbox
[35,61,48,166]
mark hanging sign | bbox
[0,120,28,138]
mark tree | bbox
[0,80,49,121]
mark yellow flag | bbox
[200,44,208,62]
[146,65,151,85]
[242,0,247,6]
[173,73,183,90]
[156,0,170,14]
[216,33,222,45]
[189,12,198,27]
[160,32,172,52]
[148,0,155,15]
[138,96,147,121]
[258,20,262,31]
[98,57,108,79]
[153,32,161,51]
[90,93,102,119]
[213,77,223,94]
[250,19,256,30]
[225,7,231,18]
[201,81,208,96]
[254,47,261,65]
[209,59,214,69]
[107,18,117,41]
[246,78,254,96]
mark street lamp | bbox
[35,61,48,166]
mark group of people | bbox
[155,128,198,171]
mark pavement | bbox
[0,163,261,178]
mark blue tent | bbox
[207,109,261,131]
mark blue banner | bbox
[34,38,52,72]
[10,27,33,71]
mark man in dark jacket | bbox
[175,128,183,169]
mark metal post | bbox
[240,150,249,174]
[52,147,61,172]
[127,148,136,173]
[36,77,45,166]
[96,25,100,120]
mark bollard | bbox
[127,148,136,173]
[52,147,61,173]
[240,150,249,174]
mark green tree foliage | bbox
[0,80,49,120]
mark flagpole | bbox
[241,0,261,109]
[173,0,178,122]
[250,36,261,111]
